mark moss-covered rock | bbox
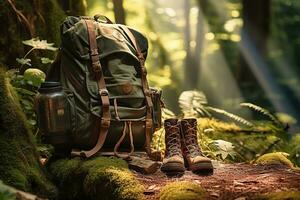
[257,191,300,200]
[49,156,144,200]
[255,152,294,168]
[159,181,207,200]
[0,67,57,198]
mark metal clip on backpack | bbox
[35,15,163,160]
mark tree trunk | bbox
[242,0,270,55]
[193,0,206,87]
[57,0,87,16]
[184,0,193,89]
[237,0,270,81]
[238,0,300,119]
[112,0,126,24]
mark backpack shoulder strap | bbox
[119,25,156,159]
[71,19,111,158]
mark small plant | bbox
[8,38,58,137]
[240,103,284,128]
[16,38,57,72]
[209,139,236,160]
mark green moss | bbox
[159,181,207,200]
[50,156,144,200]
[0,180,16,200]
[36,0,66,45]
[289,134,300,167]
[84,168,144,200]
[198,118,243,132]
[0,67,57,198]
[80,156,128,171]
[255,152,294,168]
[49,158,82,181]
[257,191,300,200]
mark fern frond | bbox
[178,90,210,117]
[162,108,176,120]
[240,103,282,127]
[207,107,253,127]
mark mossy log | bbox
[0,67,57,198]
[49,156,145,200]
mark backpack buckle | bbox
[141,67,147,76]
[92,61,101,72]
[101,118,110,128]
[99,89,109,96]
[145,119,153,128]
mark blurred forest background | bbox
[1,0,300,164]
[2,0,300,121]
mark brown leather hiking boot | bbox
[180,119,213,174]
[161,119,185,174]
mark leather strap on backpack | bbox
[119,26,162,160]
[71,19,111,158]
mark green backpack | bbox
[38,15,162,159]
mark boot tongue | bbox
[164,118,178,125]
[182,118,197,124]
[181,119,201,157]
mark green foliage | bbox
[16,38,58,72]
[207,106,253,127]
[240,103,283,127]
[40,57,54,64]
[159,181,207,200]
[7,70,38,132]
[153,93,292,162]
[178,90,253,127]
[50,157,144,200]
[16,58,31,67]
[209,139,236,160]
[197,117,291,162]
[179,90,209,117]
[0,0,65,67]
[288,134,300,167]
[23,68,46,88]
[8,38,56,137]
[275,112,298,125]
[0,67,57,198]
[0,180,16,200]
[22,38,58,51]
[255,152,294,168]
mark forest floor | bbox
[134,162,300,200]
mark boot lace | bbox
[183,122,203,157]
[165,123,182,157]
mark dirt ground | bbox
[133,163,300,200]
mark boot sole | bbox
[161,162,185,174]
[189,162,214,175]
